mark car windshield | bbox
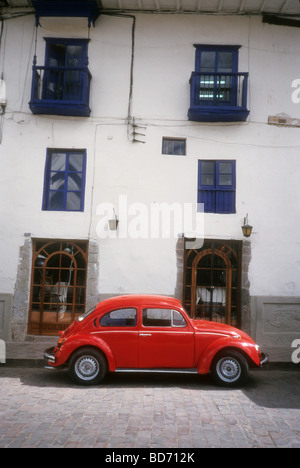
[78,306,96,322]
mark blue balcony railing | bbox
[29,65,92,117]
[188,72,249,122]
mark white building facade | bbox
[0,0,300,362]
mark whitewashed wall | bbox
[0,13,300,346]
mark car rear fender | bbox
[196,337,260,374]
[56,334,116,371]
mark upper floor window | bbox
[30,38,91,117]
[43,149,87,212]
[198,160,236,214]
[188,45,249,122]
[196,45,239,105]
[162,137,186,156]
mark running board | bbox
[115,368,199,374]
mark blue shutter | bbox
[198,161,216,212]
[216,161,236,214]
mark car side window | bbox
[142,308,186,327]
[99,308,137,327]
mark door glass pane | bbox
[29,241,88,335]
[201,51,216,72]
[66,46,83,67]
[217,52,233,72]
[47,44,66,66]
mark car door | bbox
[95,307,139,368]
[138,308,195,369]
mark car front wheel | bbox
[211,350,249,387]
[68,348,107,386]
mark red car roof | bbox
[97,294,183,310]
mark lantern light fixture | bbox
[242,214,253,238]
[108,209,119,231]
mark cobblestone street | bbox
[0,366,300,449]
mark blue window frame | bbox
[30,38,91,117]
[188,45,249,122]
[198,160,236,214]
[195,45,239,106]
[43,149,87,212]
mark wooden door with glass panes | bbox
[183,240,242,327]
[28,240,88,335]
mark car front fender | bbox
[51,334,116,372]
[196,337,260,374]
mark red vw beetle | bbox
[44,295,268,387]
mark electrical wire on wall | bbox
[101,11,145,143]
[0,20,5,143]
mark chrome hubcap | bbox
[216,357,241,383]
[75,356,99,381]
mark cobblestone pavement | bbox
[0,367,300,449]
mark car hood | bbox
[192,319,254,343]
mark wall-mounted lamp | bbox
[241,214,253,238]
[108,209,119,231]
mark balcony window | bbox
[188,45,249,122]
[29,38,91,117]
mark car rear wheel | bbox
[211,350,249,387]
[68,348,107,386]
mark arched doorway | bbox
[183,240,241,327]
[28,240,88,335]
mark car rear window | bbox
[99,308,137,327]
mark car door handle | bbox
[139,333,152,337]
